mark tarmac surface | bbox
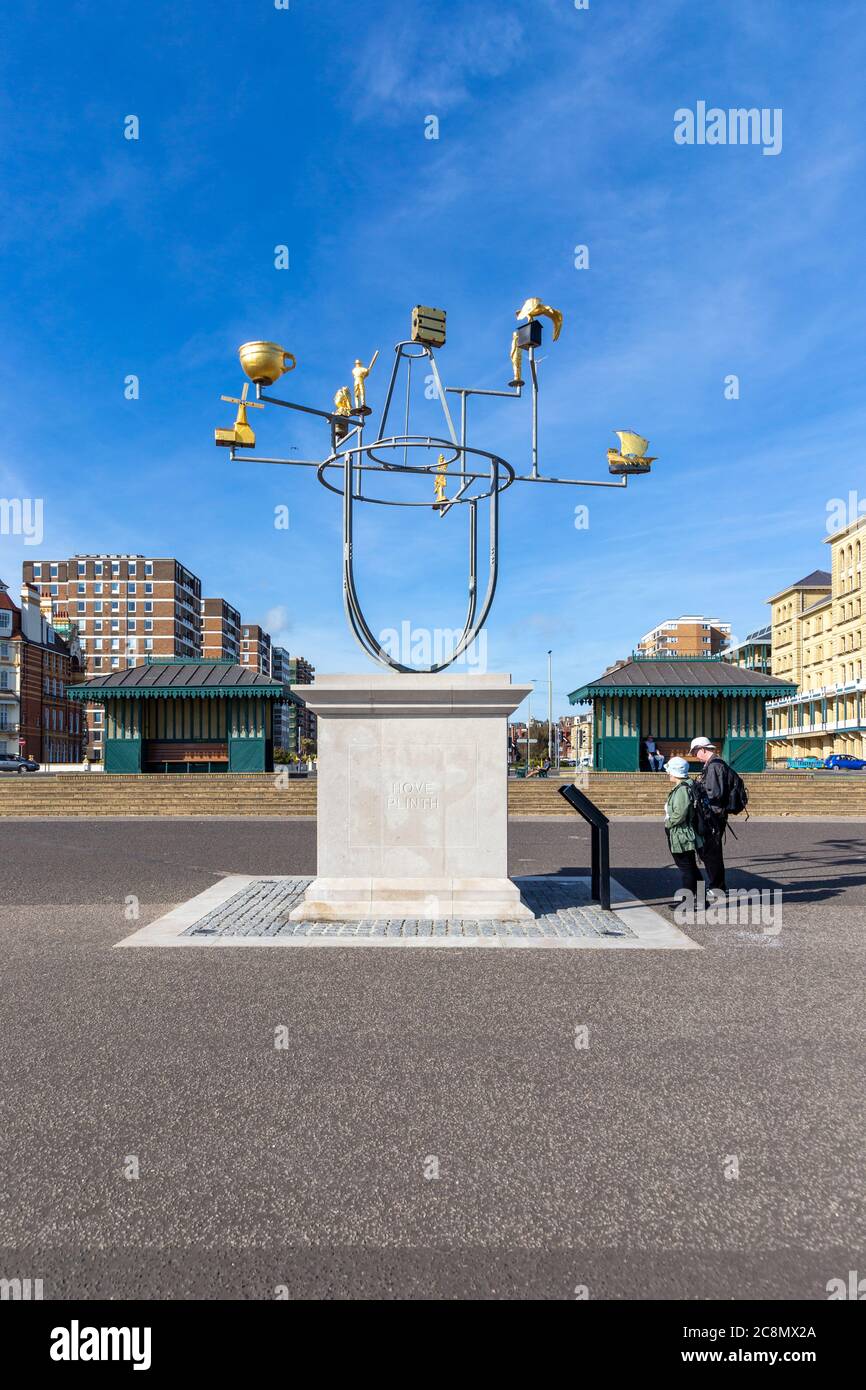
[0,816,863,1300]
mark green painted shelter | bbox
[68,660,287,773]
[568,657,796,772]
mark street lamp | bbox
[524,680,538,772]
[547,649,553,765]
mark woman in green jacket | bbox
[664,756,703,897]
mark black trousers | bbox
[671,850,700,894]
[699,832,727,891]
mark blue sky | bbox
[1,0,865,717]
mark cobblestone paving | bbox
[182,877,634,940]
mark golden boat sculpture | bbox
[607,430,656,475]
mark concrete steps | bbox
[0,774,317,817]
[0,772,864,818]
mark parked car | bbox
[824,753,866,771]
[0,752,40,773]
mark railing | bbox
[557,783,611,910]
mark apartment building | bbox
[284,654,316,752]
[571,710,593,764]
[22,554,202,759]
[201,597,241,662]
[766,518,865,761]
[240,623,271,677]
[0,582,17,756]
[0,579,84,763]
[270,646,291,752]
[727,624,772,674]
[637,615,732,658]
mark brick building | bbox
[22,554,202,760]
[0,579,84,763]
[637,615,731,659]
[240,623,271,677]
[201,597,241,662]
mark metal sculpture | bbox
[214,302,655,673]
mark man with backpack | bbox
[687,737,749,895]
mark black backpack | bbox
[686,781,717,839]
[723,765,749,816]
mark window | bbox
[77,602,86,614]
[78,562,86,576]
[144,619,153,632]
[110,582,119,595]
[111,602,119,614]
[94,562,103,576]
[93,657,102,669]
[50,584,58,596]
[110,657,119,668]
[144,582,153,595]
[127,602,136,614]
[144,562,153,576]
[128,620,137,632]
[144,638,154,651]
[94,639,103,651]
[93,711,103,725]
[127,583,137,595]
[111,639,120,651]
[94,620,103,632]
[94,582,103,595]
[33,563,42,577]
[77,583,85,595]
[50,564,58,578]
[128,562,137,577]
[94,601,103,614]
[144,602,153,614]
[111,562,120,576]
[111,620,119,633]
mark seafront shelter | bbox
[568,657,796,772]
[68,660,286,773]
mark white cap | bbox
[688,737,716,754]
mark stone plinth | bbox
[288,674,534,921]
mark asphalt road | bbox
[0,817,863,1300]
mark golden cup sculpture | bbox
[238,341,297,387]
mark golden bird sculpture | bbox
[516,297,563,341]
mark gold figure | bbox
[434,452,449,508]
[333,385,352,441]
[607,431,656,475]
[214,383,264,449]
[352,350,379,410]
[516,297,564,341]
[238,341,297,386]
[509,330,523,388]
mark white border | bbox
[116,875,700,950]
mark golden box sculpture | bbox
[411,305,447,347]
